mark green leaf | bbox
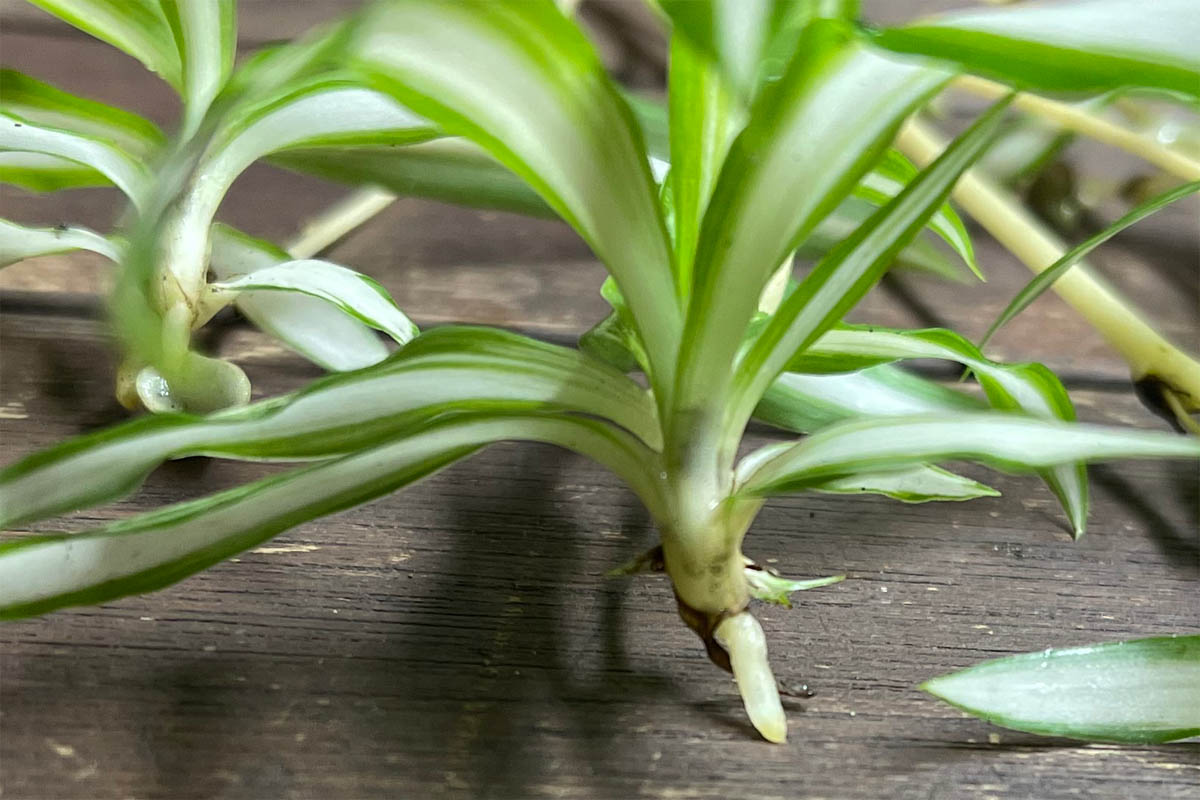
[729,96,1012,450]
[673,21,951,440]
[981,179,1200,348]
[272,139,554,218]
[25,0,183,91]
[745,567,844,607]
[0,112,149,204]
[0,70,165,157]
[873,0,1200,99]
[0,326,662,528]
[161,0,237,137]
[807,465,998,503]
[0,218,118,267]
[736,412,1200,497]
[657,0,860,100]
[209,225,394,371]
[923,635,1200,744]
[801,325,1087,533]
[855,150,979,278]
[350,0,680,396]
[667,33,744,293]
[0,413,660,620]
[210,258,418,346]
[0,151,109,192]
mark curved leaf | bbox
[923,635,1200,744]
[24,0,183,91]
[0,151,109,192]
[981,179,1200,348]
[161,0,237,136]
[873,0,1200,99]
[0,413,661,620]
[0,69,165,157]
[0,326,662,527]
[0,112,149,204]
[808,465,998,503]
[350,0,679,394]
[737,413,1200,496]
[0,218,118,266]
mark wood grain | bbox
[1,2,1198,798]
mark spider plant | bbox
[3,0,1200,743]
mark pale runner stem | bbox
[286,187,397,259]
[897,117,1200,408]
[714,613,787,743]
[952,74,1200,182]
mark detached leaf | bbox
[874,0,1200,99]
[211,258,418,346]
[0,413,658,620]
[924,635,1200,744]
[0,218,118,267]
[737,412,1200,496]
[25,0,183,91]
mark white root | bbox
[714,612,788,743]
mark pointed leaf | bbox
[24,0,183,91]
[0,326,662,527]
[923,635,1200,744]
[808,465,999,503]
[350,0,680,393]
[737,412,1200,496]
[874,0,1200,99]
[982,179,1200,348]
[0,413,659,620]
[211,258,418,346]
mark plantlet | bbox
[2,0,1199,743]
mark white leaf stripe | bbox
[0,414,662,620]
[0,112,149,204]
[162,0,236,136]
[809,465,998,503]
[673,22,950,440]
[0,218,118,267]
[352,0,680,397]
[210,225,393,371]
[0,327,662,527]
[0,151,109,192]
[211,259,417,345]
[737,413,1200,495]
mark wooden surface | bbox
[1,3,1199,799]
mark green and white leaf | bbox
[0,218,118,267]
[0,151,109,193]
[737,413,1200,496]
[209,225,397,371]
[923,635,1200,744]
[210,258,417,346]
[807,465,998,503]
[350,0,679,395]
[0,326,662,527]
[673,21,951,437]
[0,70,165,157]
[0,413,661,620]
[873,0,1200,99]
[24,0,183,91]
[161,0,237,136]
[729,96,1011,446]
[0,112,149,204]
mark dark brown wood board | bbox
[1,2,1198,798]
